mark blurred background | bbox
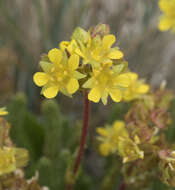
[1,0,175,189]
[1,0,175,109]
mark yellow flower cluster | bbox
[33,24,149,104]
[96,121,144,163]
[158,0,175,32]
[33,24,132,104]
[0,147,28,176]
[123,72,150,101]
[0,107,8,116]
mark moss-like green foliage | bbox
[6,94,85,190]
[6,93,175,190]
[7,93,44,168]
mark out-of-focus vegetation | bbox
[2,90,175,190]
[1,0,175,190]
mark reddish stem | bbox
[119,181,126,190]
[66,91,90,190]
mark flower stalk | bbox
[73,91,90,174]
[119,181,126,190]
[66,91,90,190]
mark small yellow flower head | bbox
[97,120,144,162]
[96,121,129,156]
[83,64,130,105]
[0,147,16,175]
[0,147,28,176]
[118,139,144,163]
[0,107,8,116]
[74,32,124,67]
[158,0,175,32]
[123,72,149,102]
[33,48,85,98]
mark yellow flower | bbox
[123,72,149,101]
[158,0,175,32]
[118,138,144,163]
[83,64,130,105]
[0,147,28,176]
[0,107,8,116]
[0,147,16,175]
[97,120,144,162]
[75,33,124,67]
[98,142,112,156]
[60,39,78,55]
[33,48,85,98]
[96,121,129,156]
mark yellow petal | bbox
[59,41,69,51]
[87,36,91,48]
[137,84,149,94]
[159,0,170,12]
[67,40,77,54]
[134,135,141,144]
[33,72,49,87]
[159,16,172,31]
[68,54,79,70]
[96,128,109,137]
[88,88,101,103]
[48,48,62,64]
[66,78,79,94]
[75,48,85,58]
[99,143,111,156]
[108,49,123,59]
[109,89,122,102]
[42,85,59,98]
[113,121,129,138]
[115,74,130,87]
[102,35,116,49]
[0,107,8,116]
[128,72,138,82]
[113,121,125,130]
[0,111,8,116]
